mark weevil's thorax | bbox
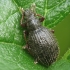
[24,9,41,31]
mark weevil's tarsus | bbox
[51,30,55,33]
[34,58,38,64]
[22,45,26,49]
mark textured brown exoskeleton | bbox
[21,3,59,67]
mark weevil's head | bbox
[23,3,36,19]
[21,3,42,31]
[24,9,33,18]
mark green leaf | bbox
[0,0,70,70]
[47,49,70,70]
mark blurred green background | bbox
[53,14,70,59]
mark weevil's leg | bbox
[21,22,27,27]
[36,14,45,22]
[51,30,54,33]
[23,30,29,43]
[30,3,45,22]
[21,15,25,27]
[34,58,38,64]
[20,7,24,14]
[23,30,28,42]
[39,16,45,22]
[22,30,29,49]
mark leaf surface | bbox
[0,0,70,70]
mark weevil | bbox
[20,3,59,67]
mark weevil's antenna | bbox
[30,3,36,13]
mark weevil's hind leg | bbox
[36,14,45,22]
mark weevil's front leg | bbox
[30,3,45,22]
[21,15,26,27]
[36,14,45,22]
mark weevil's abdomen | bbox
[27,27,59,66]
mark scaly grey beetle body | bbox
[21,4,59,67]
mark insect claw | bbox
[34,58,38,64]
[34,61,38,64]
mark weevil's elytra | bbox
[21,3,59,67]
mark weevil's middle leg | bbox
[21,15,25,27]
[30,3,45,22]
[23,30,29,43]
[22,30,29,49]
